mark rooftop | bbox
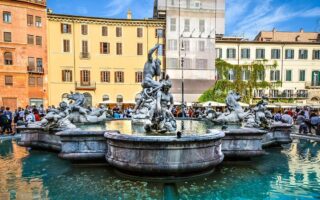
[254,29,320,43]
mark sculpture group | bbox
[28,92,110,130]
[132,44,177,133]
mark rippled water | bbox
[78,120,240,135]
[0,138,319,200]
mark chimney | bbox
[127,9,132,19]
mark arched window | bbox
[116,95,123,103]
[4,52,13,65]
[102,95,109,102]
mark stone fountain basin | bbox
[104,131,225,175]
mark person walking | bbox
[4,107,13,134]
[296,111,308,134]
[0,110,9,135]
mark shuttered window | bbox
[27,15,33,26]
[61,23,72,33]
[27,34,34,44]
[100,71,110,83]
[80,70,90,85]
[115,71,124,83]
[137,43,143,55]
[102,26,108,36]
[100,42,110,54]
[5,76,13,86]
[62,70,72,82]
[35,16,42,27]
[137,28,143,37]
[4,52,13,65]
[135,72,143,83]
[28,57,35,68]
[36,36,42,46]
[63,40,70,52]
[116,27,122,37]
[81,24,88,35]
[4,32,11,42]
[116,43,122,55]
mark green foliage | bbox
[199,59,281,103]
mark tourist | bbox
[296,111,308,134]
[309,112,320,134]
[18,108,25,121]
[0,110,9,135]
[39,104,46,117]
[25,110,35,123]
[273,111,282,121]
[281,111,293,124]
[4,107,13,134]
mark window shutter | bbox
[100,42,103,54]
[107,43,110,54]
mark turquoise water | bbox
[0,138,319,199]
[78,120,239,135]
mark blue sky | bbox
[47,0,320,39]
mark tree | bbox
[199,59,280,103]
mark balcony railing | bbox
[267,92,309,99]
[80,52,90,59]
[27,66,44,74]
[75,81,96,90]
[305,82,320,89]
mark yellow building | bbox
[47,13,165,107]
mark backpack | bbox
[274,113,282,121]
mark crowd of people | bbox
[1,103,320,136]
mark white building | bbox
[216,30,320,103]
[154,0,225,103]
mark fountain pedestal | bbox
[262,123,292,148]
[104,131,225,175]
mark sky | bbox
[47,0,320,39]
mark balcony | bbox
[28,66,44,74]
[75,81,96,90]
[80,52,90,59]
[268,91,308,99]
[305,82,320,89]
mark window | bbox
[102,26,108,36]
[135,71,143,83]
[81,24,88,35]
[80,70,90,85]
[198,41,205,52]
[257,71,265,81]
[313,50,320,60]
[100,42,110,54]
[63,40,70,52]
[184,58,191,69]
[242,70,250,80]
[183,40,190,51]
[116,27,122,37]
[36,58,43,68]
[4,32,11,42]
[286,70,292,81]
[168,39,177,51]
[186,0,191,8]
[158,44,165,56]
[255,90,265,98]
[61,23,72,33]
[5,76,13,86]
[285,49,294,59]
[35,16,42,27]
[299,70,305,81]
[37,77,43,86]
[116,95,123,103]
[116,43,122,55]
[62,70,72,82]
[115,71,124,83]
[137,28,143,37]
[271,49,280,59]
[184,19,190,32]
[28,57,35,68]
[270,70,280,81]
[36,36,42,46]
[299,49,308,59]
[102,95,109,101]
[199,19,205,33]
[4,52,13,65]
[168,58,178,68]
[27,15,33,26]
[241,48,250,59]
[3,12,11,23]
[270,90,279,98]
[82,40,88,53]
[27,34,34,44]
[194,1,201,8]
[216,48,222,59]
[100,71,110,83]
[256,49,265,59]
[196,59,207,69]
[137,43,143,55]
[155,29,164,38]
[170,18,176,32]
[228,70,234,81]
[28,76,35,86]
[227,48,236,59]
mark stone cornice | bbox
[48,14,166,27]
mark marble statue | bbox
[28,102,76,130]
[132,44,177,133]
[212,91,249,124]
[244,96,273,128]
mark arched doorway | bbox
[83,93,92,107]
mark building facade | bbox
[154,0,225,103]
[0,0,48,109]
[47,13,165,107]
[216,30,320,103]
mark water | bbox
[78,120,240,135]
[0,138,319,200]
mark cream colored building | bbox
[47,13,165,107]
[216,30,320,103]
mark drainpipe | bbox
[73,20,76,91]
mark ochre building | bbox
[47,13,165,107]
[0,0,48,109]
